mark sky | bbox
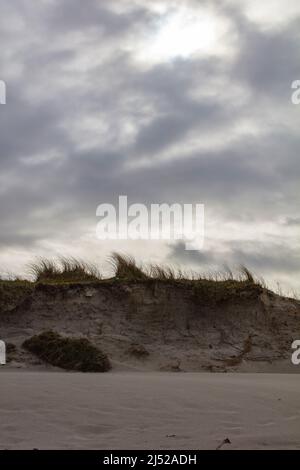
[0,0,299,292]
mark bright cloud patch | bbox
[134,6,233,63]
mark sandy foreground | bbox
[0,371,299,450]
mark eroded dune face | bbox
[0,281,299,372]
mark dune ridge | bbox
[1,278,299,372]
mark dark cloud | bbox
[47,0,153,36]
[233,19,300,99]
[169,240,300,277]
[284,217,300,226]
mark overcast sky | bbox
[0,0,299,291]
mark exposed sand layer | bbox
[0,372,300,450]
[1,281,300,372]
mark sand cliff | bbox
[0,280,299,372]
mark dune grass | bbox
[106,253,265,304]
[0,252,265,292]
[0,254,265,316]
[109,252,148,280]
[0,252,288,315]
[29,257,102,283]
[109,253,262,287]
[23,330,111,372]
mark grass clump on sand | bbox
[29,257,102,283]
[110,253,186,281]
[108,254,263,304]
[109,254,261,286]
[23,330,111,372]
[192,268,263,305]
[192,279,263,305]
[149,263,182,280]
[110,252,148,280]
[1,252,266,303]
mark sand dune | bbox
[0,371,300,450]
[1,281,300,372]
[1,280,299,449]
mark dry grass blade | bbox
[150,263,180,280]
[110,252,148,280]
[58,256,102,282]
[28,257,101,283]
[239,265,255,283]
[29,258,60,282]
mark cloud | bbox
[0,0,299,291]
[169,239,300,288]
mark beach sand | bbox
[0,371,299,450]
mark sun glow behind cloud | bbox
[134,7,232,63]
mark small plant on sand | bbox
[23,330,111,372]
